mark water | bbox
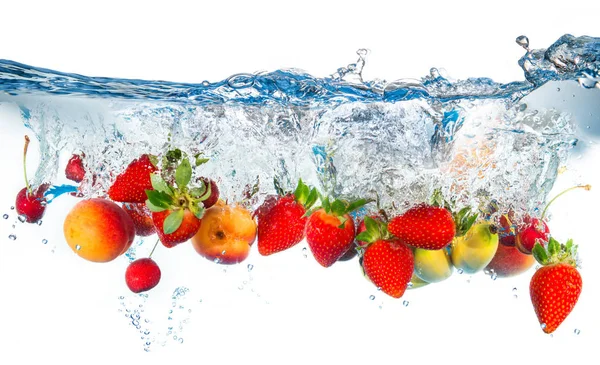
[1,33,599,358]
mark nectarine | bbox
[63,198,135,263]
[191,200,256,264]
[485,241,535,278]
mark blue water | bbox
[0,34,599,218]
[1,34,598,107]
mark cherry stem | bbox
[148,238,160,259]
[541,184,591,220]
[23,135,31,195]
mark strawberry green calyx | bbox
[355,216,392,244]
[145,155,210,234]
[429,188,478,237]
[532,238,578,267]
[293,179,318,210]
[317,194,372,228]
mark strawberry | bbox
[145,152,214,248]
[122,203,156,237]
[256,179,318,256]
[338,213,385,262]
[388,204,455,250]
[65,153,86,183]
[358,217,414,298]
[530,238,582,334]
[305,196,369,267]
[108,154,158,203]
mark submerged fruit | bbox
[414,247,453,283]
[451,222,499,274]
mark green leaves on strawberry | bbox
[530,238,582,334]
[145,153,214,248]
[430,188,478,237]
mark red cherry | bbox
[15,184,49,223]
[197,177,220,209]
[125,258,161,293]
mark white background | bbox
[1,1,599,364]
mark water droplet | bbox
[17,214,27,223]
[457,268,464,274]
[238,285,244,290]
[247,264,254,272]
[556,87,561,92]
[541,323,547,330]
[8,234,16,240]
[369,295,375,300]
[118,296,125,300]
[42,239,48,244]
[10,206,14,210]
[221,250,226,255]
[37,220,42,226]
[201,81,210,87]
[2,214,8,219]
[75,245,81,251]
[407,282,413,288]
[11,224,15,229]
[518,103,527,112]
[490,272,498,281]
[574,328,581,335]
[188,309,192,313]
[213,257,222,264]
[586,125,591,129]
[144,330,150,335]
[516,35,529,50]
[302,247,308,258]
[145,319,150,323]
[178,338,184,344]
[403,300,410,307]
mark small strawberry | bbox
[145,152,214,248]
[65,153,86,183]
[358,217,414,298]
[530,238,582,334]
[305,195,370,267]
[122,203,156,237]
[516,185,591,254]
[388,204,455,250]
[256,179,318,256]
[108,154,158,203]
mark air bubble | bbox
[556,87,561,92]
[42,239,48,244]
[2,214,8,219]
[457,268,464,274]
[75,245,81,251]
[247,264,254,272]
[403,300,410,307]
[178,338,184,344]
[490,272,498,281]
[201,81,210,87]
[302,247,308,258]
[221,250,226,255]
[8,234,16,240]
[18,215,26,223]
[369,295,375,300]
[10,206,14,210]
[574,329,581,335]
[37,220,43,226]
[516,35,530,50]
[541,323,547,330]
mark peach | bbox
[191,200,256,264]
[63,198,135,263]
[485,241,536,278]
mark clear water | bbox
[1,34,599,355]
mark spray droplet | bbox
[369,295,375,300]
[247,264,254,272]
[541,323,547,330]
[457,268,464,274]
[178,338,184,344]
[516,35,529,50]
[8,234,16,240]
[201,81,210,87]
[10,206,14,210]
[490,272,498,281]
[302,247,308,258]
[17,215,26,223]
[403,300,410,307]
[2,214,8,219]
[42,239,48,244]
[574,328,581,335]
[37,220,43,226]
[75,245,81,251]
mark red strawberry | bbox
[122,203,156,237]
[362,239,414,298]
[65,153,86,183]
[305,196,369,267]
[388,204,455,250]
[338,214,383,262]
[530,238,582,334]
[125,258,161,293]
[152,209,201,248]
[256,179,318,256]
[145,154,207,248]
[108,154,157,203]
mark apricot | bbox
[63,198,135,263]
[485,241,536,278]
[191,200,256,264]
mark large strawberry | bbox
[145,153,214,248]
[108,154,158,203]
[305,195,369,267]
[358,216,415,298]
[530,238,582,334]
[388,204,456,250]
[256,179,318,256]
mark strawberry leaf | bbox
[194,153,209,166]
[322,196,331,214]
[146,189,173,209]
[175,158,192,188]
[532,242,549,265]
[356,231,375,243]
[548,237,560,257]
[331,200,346,217]
[304,188,318,210]
[346,198,370,214]
[294,179,309,201]
[166,149,182,163]
[188,201,206,220]
[150,173,173,196]
[146,199,166,212]
[364,216,380,236]
[198,183,212,201]
[189,185,207,198]
[163,209,184,234]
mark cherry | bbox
[125,240,161,293]
[15,135,48,223]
